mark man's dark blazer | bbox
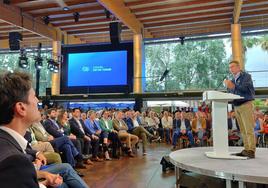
[173,119,191,132]
[228,118,240,131]
[69,118,93,138]
[43,118,64,138]
[0,129,39,188]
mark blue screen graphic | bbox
[67,51,127,87]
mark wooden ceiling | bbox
[1,0,268,47]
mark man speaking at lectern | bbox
[224,60,255,158]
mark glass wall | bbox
[144,34,268,92]
[0,51,52,96]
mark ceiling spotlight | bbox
[53,63,59,73]
[179,36,185,45]
[63,7,70,11]
[73,12,80,22]
[43,16,50,25]
[18,49,28,69]
[34,56,43,70]
[47,59,59,73]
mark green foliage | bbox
[243,34,268,52]
[145,39,229,92]
[0,52,52,96]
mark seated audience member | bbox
[172,111,194,149]
[58,109,93,165]
[261,112,268,143]
[125,110,160,155]
[71,109,102,162]
[99,110,121,159]
[146,111,162,137]
[161,111,173,144]
[0,71,40,187]
[140,111,149,127]
[254,113,263,146]
[227,110,242,146]
[26,146,89,188]
[113,111,139,157]
[37,108,86,169]
[192,111,207,144]
[25,128,62,164]
[0,72,87,188]
[81,112,87,123]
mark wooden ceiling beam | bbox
[233,0,243,24]
[125,0,167,7]
[49,12,104,22]
[67,28,109,35]
[61,23,108,31]
[32,5,103,17]
[22,0,97,12]
[140,9,232,24]
[53,18,110,27]
[151,24,231,36]
[0,1,57,40]
[148,21,230,33]
[136,3,234,19]
[144,14,232,28]
[153,27,231,38]
[152,21,268,39]
[97,0,153,38]
[131,0,226,13]
[0,34,41,40]
[10,0,29,4]
[243,3,268,11]
[240,14,268,22]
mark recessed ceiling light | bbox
[63,7,69,11]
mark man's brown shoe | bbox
[234,150,255,158]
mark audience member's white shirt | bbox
[146,117,159,128]
[231,118,238,131]
[132,119,140,128]
[181,119,186,131]
[74,118,85,134]
[161,116,173,129]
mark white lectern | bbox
[203,90,247,160]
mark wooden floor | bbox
[80,143,175,188]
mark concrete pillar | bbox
[133,34,143,93]
[51,41,61,95]
[231,24,244,70]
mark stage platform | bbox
[169,147,268,188]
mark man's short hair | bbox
[47,108,56,115]
[0,71,32,125]
[229,60,240,66]
[72,108,80,113]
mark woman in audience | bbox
[85,110,108,161]
[58,109,93,165]
[161,111,173,144]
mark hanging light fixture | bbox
[18,49,28,68]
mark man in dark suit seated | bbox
[227,110,242,146]
[68,108,94,161]
[172,111,194,150]
[0,71,60,187]
[43,108,86,169]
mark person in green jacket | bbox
[99,110,121,159]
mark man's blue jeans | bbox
[42,163,89,188]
